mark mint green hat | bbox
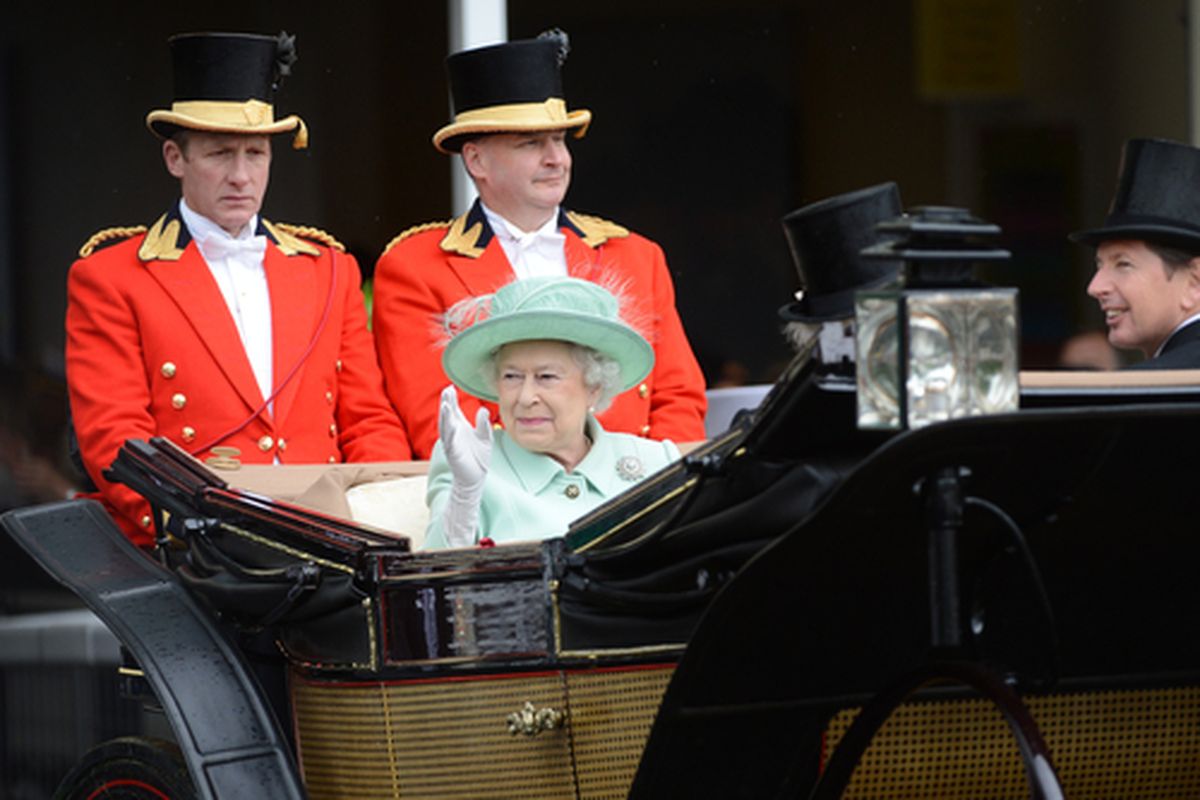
[442,276,654,402]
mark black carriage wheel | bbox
[53,737,197,800]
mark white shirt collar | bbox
[178,199,260,247]
[480,201,561,243]
[479,202,567,280]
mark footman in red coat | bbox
[67,31,410,545]
[373,29,707,458]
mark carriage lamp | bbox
[854,207,1018,430]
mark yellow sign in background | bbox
[916,0,1021,100]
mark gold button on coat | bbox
[564,484,581,499]
[161,362,177,379]
[140,514,152,529]
[171,393,187,410]
[638,383,649,399]
[329,423,337,437]
[325,391,334,404]
[640,424,651,436]
[181,426,196,442]
[277,438,287,452]
[335,359,343,373]
[258,435,274,452]
[328,456,337,463]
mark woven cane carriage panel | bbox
[291,684,402,797]
[822,685,1200,799]
[294,674,573,799]
[293,665,674,799]
[566,665,675,800]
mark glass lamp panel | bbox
[855,293,902,430]
[906,304,961,425]
[967,289,1020,413]
[905,289,1018,428]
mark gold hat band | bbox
[432,97,592,153]
[146,99,309,149]
[456,97,570,125]
[173,99,275,125]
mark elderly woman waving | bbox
[424,276,681,548]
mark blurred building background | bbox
[1,0,1190,388]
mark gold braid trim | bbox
[271,221,345,253]
[566,211,630,247]
[381,220,451,257]
[78,225,148,258]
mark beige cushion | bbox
[344,476,429,548]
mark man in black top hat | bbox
[66,32,410,545]
[372,30,707,459]
[778,183,904,366]
[1072,138,1200,369]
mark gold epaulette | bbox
[381,220,452,257]
[440,214,485,258]
[272,222,346,252]
[78,226,148,258]
[566,211,630,247]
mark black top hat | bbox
[146,32,308,149]
[433,30,591,154]
[1071,138,1200,251]
[779,182,904,322]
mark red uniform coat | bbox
[373,201,707,459]
[67,204,411,545]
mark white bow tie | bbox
[201,234,267,263]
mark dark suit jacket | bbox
[1129,318,1200,370]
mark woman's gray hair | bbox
[571,345,624,411]
[479,342,625,412]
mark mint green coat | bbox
[424,419,680,548]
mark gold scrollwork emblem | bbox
[505,701,565,737]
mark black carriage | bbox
[6,344,1200,798]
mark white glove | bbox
[438,385,492,546]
